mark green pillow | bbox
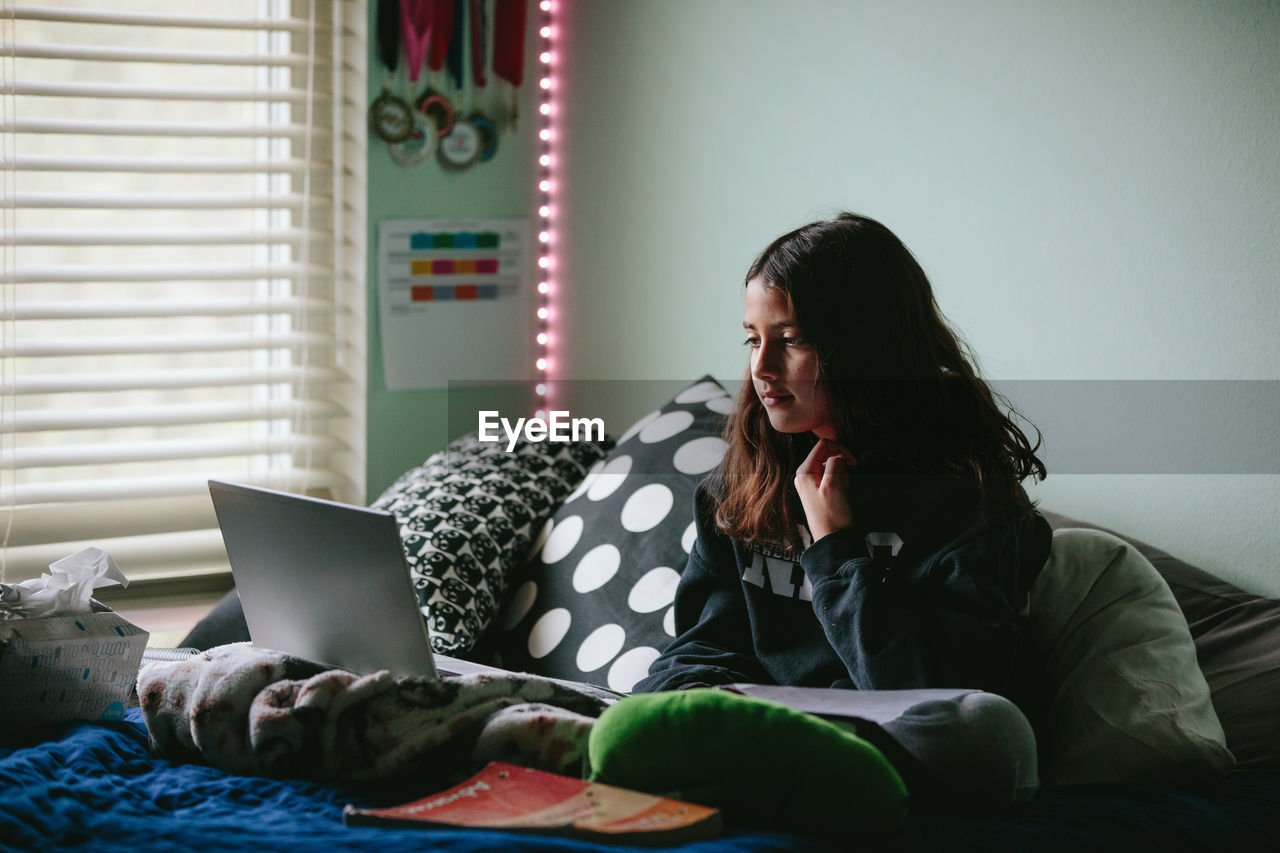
[586,688,908,837]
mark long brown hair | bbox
[715,213,1046,548]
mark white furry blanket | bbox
[138,643,616,782]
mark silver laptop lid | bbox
[208,479,437,678]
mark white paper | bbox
[377,218,532,390]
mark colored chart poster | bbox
[378,218,531,390]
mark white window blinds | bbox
[0,1,368,586]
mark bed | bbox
[3,705,1279,853]
[4,378,1279,852]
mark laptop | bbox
[208,479,500,679]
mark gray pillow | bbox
[496,377,732,691]
[1030,527,1235,787]
[1042,509,1280,773]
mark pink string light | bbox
[532,4,558,409]
[534,2,559,413]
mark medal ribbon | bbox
[376,0,401,74]
[470,0,487,87]
[428,0,456,72]
[492,0,526,87]
[445,0,466,90]
[400,0,435,83]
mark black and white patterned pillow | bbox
[497,377,733,691]
[371,431,614,655]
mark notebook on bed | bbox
[208,479,501,679]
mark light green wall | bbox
[364,1,540,498]
[364,0,1280,592]
[550,0,1280,593]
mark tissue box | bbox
[0,599,149,733]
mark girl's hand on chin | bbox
[795,438,857,542]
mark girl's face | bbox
[743,277,836,440]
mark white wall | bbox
[556,0,1280,593]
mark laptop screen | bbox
[208,480,439,678]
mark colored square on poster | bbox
[455,285,479,300]
[410,260,431,275]
[433,259,457,275]
[432,232,455,248]
[477,284,498,299]
[476,259,499,275]
[453,232,478,249]
[456,259,477,275]
[410,233,433,250]
[476,232,500,248]
[411,285,435,301]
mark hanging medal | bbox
[389,115,437,166]
[389,0,438,164]
[369,0,414,143]
[438,0,481,171]
[493,0,527,132]
[417,0,456,138]
[415,88,455,139]
[438,110,482,171]
[468,0,499,162]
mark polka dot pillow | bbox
[497,377,733,692]
[371,430,614,656]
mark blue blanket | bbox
[0,710,822,852]
[4,709,1280,853]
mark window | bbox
[1,1,367,587]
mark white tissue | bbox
[0,547,129,619]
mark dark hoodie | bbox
[634,468,1053,732]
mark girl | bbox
[635,213,1052,732]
